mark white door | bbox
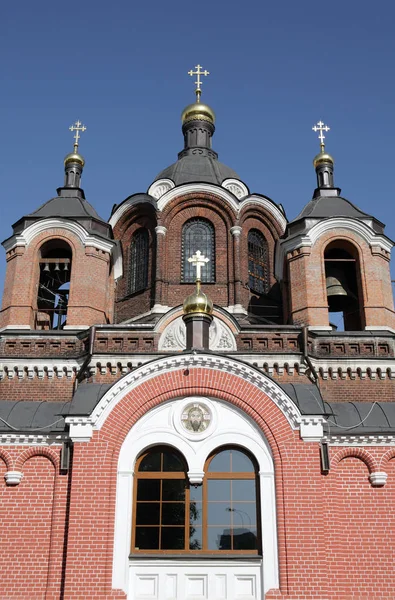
[129,559,263,600]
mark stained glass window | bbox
[248,229,269,294]
[182,219,215,283]
[129,229,149,294]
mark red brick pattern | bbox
[1,367,394,598]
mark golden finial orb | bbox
[183,251,214,315]
[64,120,87,167]
[312,120,334,168]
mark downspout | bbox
[74,325,96,391]
[302,326,318,383]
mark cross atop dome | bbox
[69,120,87,154]
[188,64,210,103]
[312,120,330,152]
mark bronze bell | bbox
[326,267,356,311]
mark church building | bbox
[1,66,395,600]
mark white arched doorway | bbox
[112,396,278,599]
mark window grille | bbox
[129,229,149,294]
[182,219,215,283]
[248,229,269,294]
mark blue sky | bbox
[1,0,395,296]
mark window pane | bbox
[190,526,202,550]
[137,480,160,501]
[208,527,231,550]
[162,480,185,501]
[136,503,160,525]
[208,480,231,501]
[182,219,215,283]
[130,229,149,294]
[231,450,254,472]
[208,502,232,526]
[135,527,159,550]
[161,527,185,550]
[248,229,268,295]
[208,450,231,472]
[190,485,202,502]
[190,502,202,527]
[163,451,185,472]
[139,452,161,472]
[230,504,257,528]
[232,528,258,550]
[162,503,185,525]
[232,480,255,501]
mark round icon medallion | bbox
[180,402,211,434]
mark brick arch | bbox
[112,202,158,239]
[161,192,236,229]
[331,447,378,473]
[239,206,283,240]
[16,446,59,471]
[0,448,12,471]
[379,448,395,469]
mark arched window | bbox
[248,229,269,294]
[132,446,259,554]
[324,241,363,331]
[36,240,72,330]
[129,228,149,294]
[182,219,215,283]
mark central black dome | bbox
[154,154,239,186]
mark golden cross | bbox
[188,250,209,281]
[312,120,330,152]
[188,64,210,102]
[69,120,87,153]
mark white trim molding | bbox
[112,397,278,597]
[222,178,249,199]
[148,179,175,199]
[3,218,116,254]
[275,217,393,280]
[88,354,303,431]
[369,472,388,487]
[4,471,23,485]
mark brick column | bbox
[230,226,243,310]
[153,226,167,308]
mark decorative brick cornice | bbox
[0,433,66,446]
[90,353,303,430]
[324,434,395,446]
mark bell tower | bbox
[0,122,116,330]
[279,121,395,331]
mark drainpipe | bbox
[302,326,318,383]
[74,325,96,390]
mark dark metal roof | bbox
[29,193,104,221]
[293,195,372,222]
[324,401,395,434]
[154,155,240,186]
[280,383,326,415]
[0,384,111,433]
[2,383,395,436]
[10,189,113,241]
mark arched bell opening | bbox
[36,239,72,330]
[324,241,363,331]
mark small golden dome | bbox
[181,102,215,125]
[64,152,85,167]
[313,151,334,168]
[183,286,214,315]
